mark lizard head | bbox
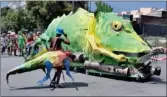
[90,12,151,58]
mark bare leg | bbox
[14,49,17,56]
[7,47,10,55]
[10,47,13,55]
[19,48,22,56]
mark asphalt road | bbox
[1,54,166,96]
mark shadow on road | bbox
[12,82,88,90]
[58,82,88,88]
[89,73,166,84]
[145,77,166,84]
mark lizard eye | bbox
[111,21,123,31]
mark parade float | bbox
[6,7,167,86]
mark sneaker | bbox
[50,83,59,88]
[37,80,43,86]
[50,81,57,88]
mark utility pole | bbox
[72,1,74,12]
[88,1,91,11]
[166,1,167,11]
[0,1,1,35]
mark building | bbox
[121,7,166,20]
[139,7,152,15]
[130,10,140,20]
[120,7,167,36]
[140,11,167,36]
[121,11,128,15]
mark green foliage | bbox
[0,1,88,32]
[1,7,11,16]
[26,1,73,29]
[0,8,18,32]
[94,1,113,22]
[0,7,36,33]
[95,1,113,13]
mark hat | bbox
[37,31,40,34]
[56,28,64,35]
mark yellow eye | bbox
[111,21,123,31]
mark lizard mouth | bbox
[113,51,148,57]
[113,47,167,64]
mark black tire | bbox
[85,70,89,75]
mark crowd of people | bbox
[1,30,41,56]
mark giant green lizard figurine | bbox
[12,8,167,81]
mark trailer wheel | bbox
[74,67,78,72]
[136,75,142,81]
[85,70,89,75]
[70,67,74,71]
[99,73,102,76]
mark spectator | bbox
[7,34,12,55]
[18,31,26,56]
[1,33,6,54]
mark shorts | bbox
[19,44,24,49]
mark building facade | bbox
[120,7,167,36]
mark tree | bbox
[0,9,18,32]
[94,1,113,22]
[0,16,8,33]
[95,1,113,13]
[1,7,11,16]
[16,8,36,31]
[0,7,14,33]
[68,1,89,12]
[0,1,89,32]
[26,1,73,29]
[0,7,36,33]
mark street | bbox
[1,54,166,96]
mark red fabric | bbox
[27,37,34,43]
[12,38,18,49]
[52,51,71,67]
[26,37,34,45]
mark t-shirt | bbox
[27,35,34,45]
[1,37,5,46]
[18,35,25,45]
[27,36,34,43]
[12,37,18,47]
[7,38,12,47]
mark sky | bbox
[89,1,166,13]
[1,1,166,13]
[1,2,8,7]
